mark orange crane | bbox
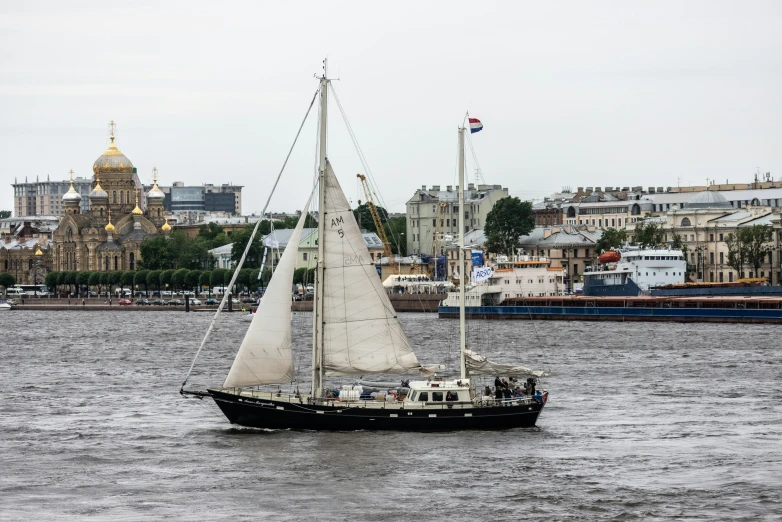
[357,174,396,274]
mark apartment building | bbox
[405,183,508,256]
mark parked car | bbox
[189,298,202,306]
[118,298,133,306]
[205,298,217,305]
[167,299,185,306]
[135,298,151,306]
[150,299,166,306]
[241,297,257,304]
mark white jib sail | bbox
[223,194,313,388]
[321,162,422,376]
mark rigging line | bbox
[180,87,320,393]
[329,85,403,253]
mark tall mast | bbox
[312,62,329,398]
[458,125,467,380]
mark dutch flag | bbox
[469,117,483,134]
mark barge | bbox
[439,295,782,323]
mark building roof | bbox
[518,225,603,248]
[687,190,732,209]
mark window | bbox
[418,392,428,401]
[719,272,724,282]
[709,233,714,241]
[445,391,458,401]
[432,391,443,401]
[710,252,714,264]
[719,233,723,241]
[681,217,692,227]
[303,253,308,261]
[720,252,724,264]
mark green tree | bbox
[138,236,172,270]
[0,273,16,293]
[57,271,69,288]
[230,226,264,268]
[120,270,135,288]
[134,269,150,295]
[172,268,189,292]
[237,268,252,294]
[147,270,163,293]
[741,224,773,277]
[186,270,202,293]
[64,271,78,295]
[293,267,307,285]
[200,270,212,293]
[0,210,11,219]
[594,228,627,254]
[76,271,91,295]
[484,197,535,256]
[670,233,689,260]
[353,203,388,234]
[160,269,175,292]
[210,269,227,290]
[260,267,272,287]
[385,216,407,256]
[88,272,102,296]
[633,221,665,248]
[45,272,59,294]
[725,232,746,277]
[99,272,110,290]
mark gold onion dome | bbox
[131,191,143,216]
[35,244,43,256]
[105,210,115,232]
[161,221,171,232]
[92,123,134,175]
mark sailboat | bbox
[181,65,549,430]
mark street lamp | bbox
[34,244,43,297]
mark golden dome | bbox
[35,244,43,256]
[92,122,134,175]
[161,221,171,232]
[105,210,115,232]
[131,190,143,215]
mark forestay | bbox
[464,349,550,378]
[321,162,423,376]
[223,195,313,387]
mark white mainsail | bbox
[321,162,423,376]
[223,195,313,387]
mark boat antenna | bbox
[180,87,320,395]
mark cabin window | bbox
[418,392,428,402]
[446,391,458,401]
[431,392,443,401]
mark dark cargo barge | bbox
[439,295,782,324]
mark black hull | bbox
[208,389,545,431]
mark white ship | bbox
[583,247,686,296]
[442,254,564,306]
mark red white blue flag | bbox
[469,117,483,134]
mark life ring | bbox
[542,391,548,405]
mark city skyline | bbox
[1,1,780,215]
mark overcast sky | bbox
[1,1,780,214]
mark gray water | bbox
[1,311,781,521]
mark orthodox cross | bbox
[108,120,116,141]
[69,169,74,181]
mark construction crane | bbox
[357,174,396,274]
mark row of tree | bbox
[138,216,320,271]
[43,268,271,297]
